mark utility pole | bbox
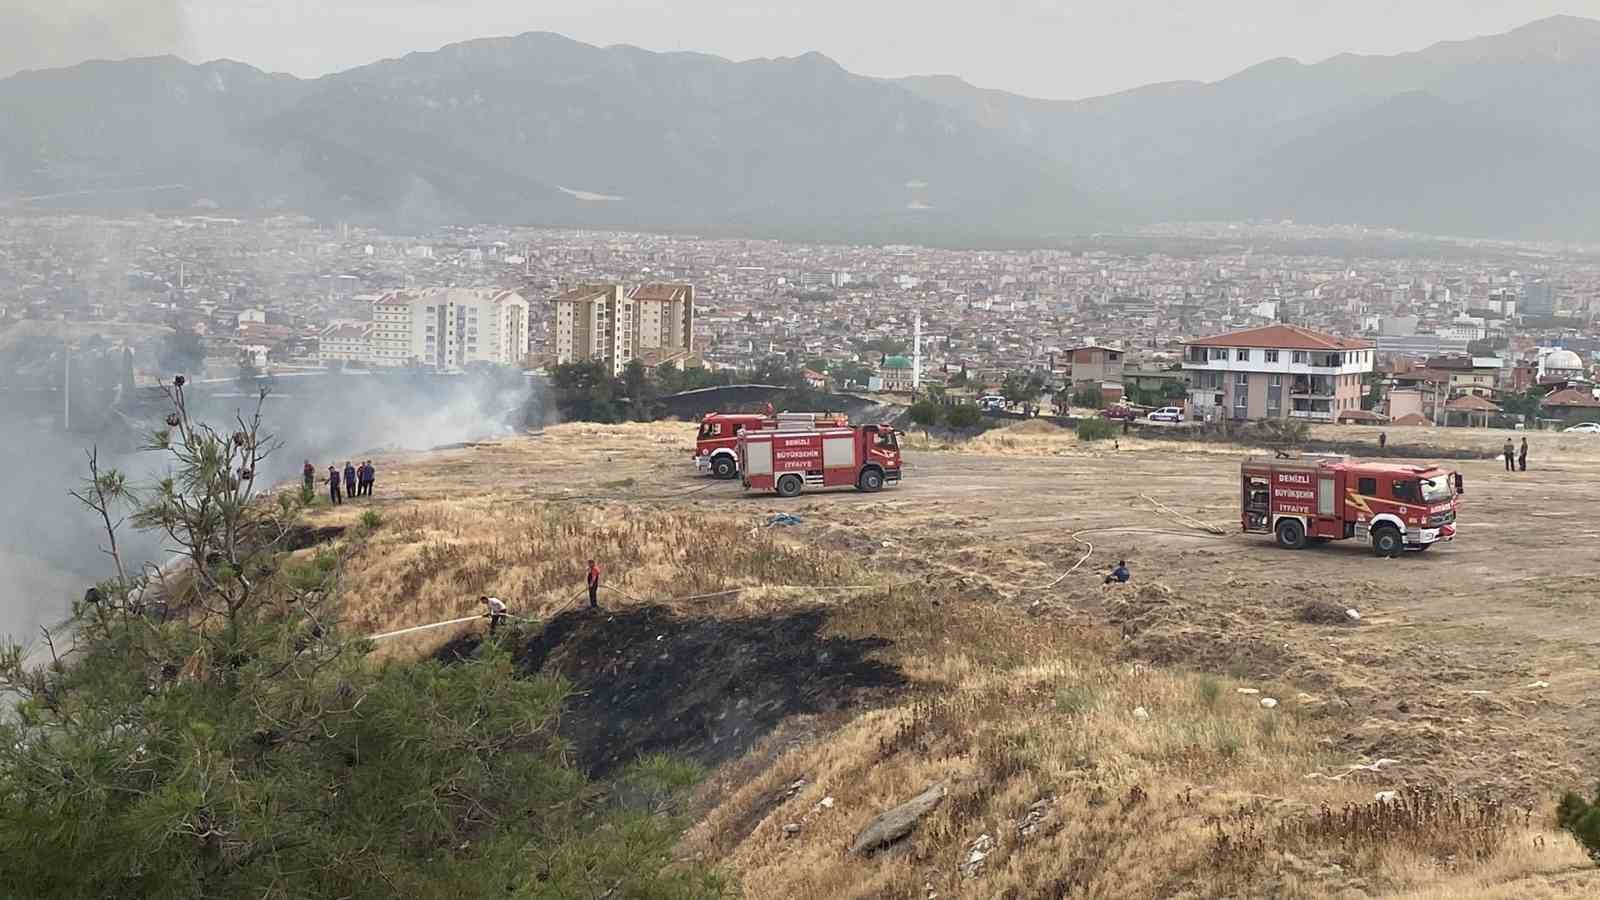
[913,310,922,392]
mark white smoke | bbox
[0,1,193,78]
[0,370,541,645]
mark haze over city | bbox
[3,0,1598,97]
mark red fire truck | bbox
[694,411,848,478]
[738,423,902,497]
[1241,455,1462,556]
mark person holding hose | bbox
[586,560,602,610]
[480,596,508,635]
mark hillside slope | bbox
[310,422,1600,898]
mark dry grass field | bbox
[296,420,1600,898]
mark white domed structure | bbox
[1540,348,1586,380]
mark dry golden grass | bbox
[904,420,1255,458]
[683,587,1589,898]
[333,499,859,648]
[293,424,1598,898]
[1313,424,1600,462]
[909,419,1600,465]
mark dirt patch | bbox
[1296,599,1359,626]
[440,605,906,778]
[282,524,346,551]
[1003,419,1066,436]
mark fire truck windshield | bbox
[698,422,718,439]
[1420,476,1453,503]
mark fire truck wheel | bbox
[711,456,737,479]
[1275,518,1307,550]
[1372,527,1403,558]
[777,475,803,498]
[858,468,885,492]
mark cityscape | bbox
[3,213,1598,427]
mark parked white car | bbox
[1564,422,1600,434]
[1148,407,1185,423]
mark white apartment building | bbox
[319,323,373,365]
[629,283,695,356]
[1183,324,1374,423]
[549,282,697,376]
[368,288,529,369]
[553,284,633,376]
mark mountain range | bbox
[2,15,1598,241]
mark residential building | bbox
[551,282,698,376]
[552,284,633,376]
[628,283,695,356]
[319,323,372,365]
[1183,324,1374,423]
[1424,355,1503,398]
[1061,344,1125,388]
[370,288,529,368]
[1541,388,1600,423]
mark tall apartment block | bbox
[370,288,529,368]
[629,282,695,365]
[552,284,633,376]
[552,282,694,375]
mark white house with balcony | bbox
[1182,324,1375,423]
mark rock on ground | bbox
[849,782,948,856]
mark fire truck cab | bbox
[1241,455,1461,557]
[694,411,848,478]
[738,424,902,497]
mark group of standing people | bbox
[303,459,377,505]
[1502,437,1530,472]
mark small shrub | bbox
[359,509,383,530]
[908,400,941,429]
[298,484,317,507]
[945,404,983,429]
[1055,684,1098,716]
[1196,676,1222,710]
[1077,418,1118,442]
[1072,386,1106,409]
[1557,785,1600,861]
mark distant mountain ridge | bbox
[2,16,1598,240]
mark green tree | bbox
[908,399,941,432]
[1001,372,1045,406]
[0,385,721,899]
[237,355,260,389]
[1071,386,1106,409]
[549,361,623,422]
[158,326,205,375]
[1499,386,1550,421]
[832,362,876,390]
[945,404,983,429]
[621,359,660,421]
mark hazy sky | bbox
[8,2,1600,97]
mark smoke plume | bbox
[0,370,541,646]
[0,1,193,78]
